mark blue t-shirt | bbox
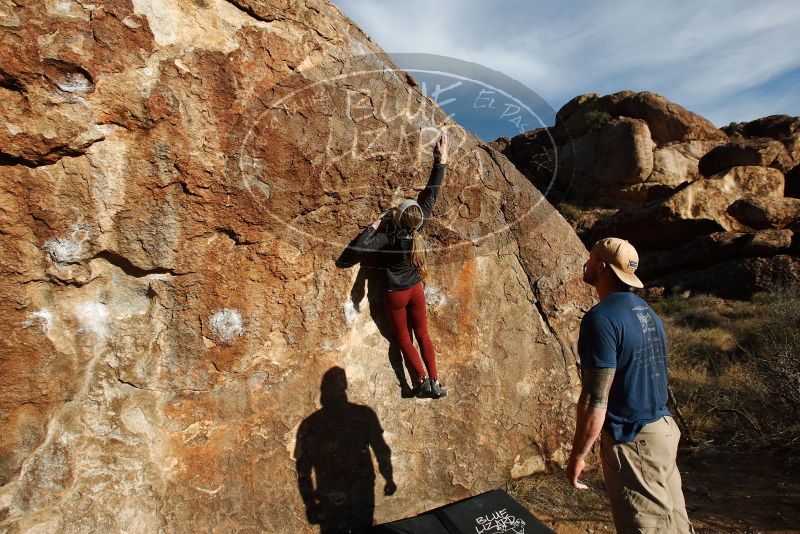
[578,292,671,443]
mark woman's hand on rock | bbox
[371,211,390,229]
[434,133,449,164]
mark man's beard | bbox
[582,263,596,285]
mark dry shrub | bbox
[653,289,800,450]
[743,292,800,425]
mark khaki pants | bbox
[600,416,694,533]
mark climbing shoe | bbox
[412,376,432,398]
[430,379,447,398]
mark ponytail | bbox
[410,229,428,279]
[397,203,429,279]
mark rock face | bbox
[0,1,594,532]
[500,93,799,297]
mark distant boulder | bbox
[638,230,794,280]
[556,91,726,146]
[553,117,655,203]
[501,91,727,209]
[648,140,726,187]
[728,197,800,230]
[499,93,799,298]
[587,166,786,248]
[699,138,794,176]
[724,114,800,140]
[648,255,800,299]
[785,165,800,198]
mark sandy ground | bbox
[509,450,800,533]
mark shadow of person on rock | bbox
[336,242,420,398]
[295,366,396,533]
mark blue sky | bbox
[336,0,800,135]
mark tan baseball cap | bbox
[592,237,644,289]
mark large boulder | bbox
[699,138,794,176]
[556,91,726,146]
[587,166,785,248]
[553,117,655,202]
[724,114,800,164]
[725,114,800,140]
[728,197,800,230]
[638,230,794,280]
[501,91,728,210]
[648,255,800,298]
[647,140,727,187]
[594,117,655,186]
[786,165,800,198]
[0,1,594,532]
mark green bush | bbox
[585,110,612,131]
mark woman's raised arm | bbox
[417,134,449,230]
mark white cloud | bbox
[336,0,800,126]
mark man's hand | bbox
[384,480,397,496]
[434,133,449,164]
[566,453,589,490]
[565,366,613,490]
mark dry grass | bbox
[654,290,800,451]
[506,469,613,526]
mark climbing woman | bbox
[352,134,450,399]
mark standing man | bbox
[567,238,694,533]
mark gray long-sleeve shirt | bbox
[352,162,446,291]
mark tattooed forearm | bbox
[579,367,616,408]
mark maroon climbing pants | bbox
[383,281,438,380]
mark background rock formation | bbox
[500,92,800,298]
[0,0,594,532]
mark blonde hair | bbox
[397,204,428,279]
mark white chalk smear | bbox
[43,224,92,264]
[424,284,447,308]
[343,300,358,326]
[22,308,54,335]
[43,236,82,263]
[209,309,244,342]
[55,71,93,94]
[75,301,110,340]
[194,485,223,495]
